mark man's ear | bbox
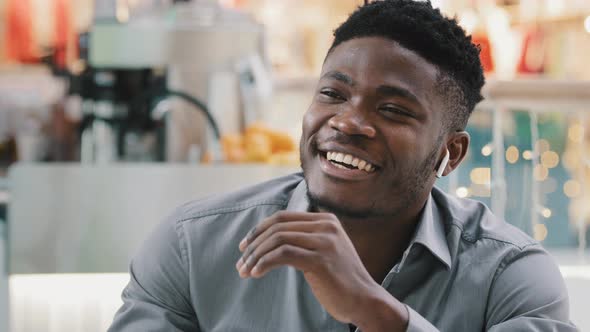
[439,131,470,177]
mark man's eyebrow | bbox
[320,71,355,86]
[376,85,420,104]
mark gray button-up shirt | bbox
[109,173,576,331]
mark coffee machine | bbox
[77,0,269,163]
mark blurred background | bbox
[0,0,589,331]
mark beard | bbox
[301,137,441,220]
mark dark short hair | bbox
[329,0,485,131]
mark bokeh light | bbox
[568,124,585,143]
[470,167,491,185]
[564,180,582,198]
[505,145,519,164]
[481,144,493,156]
[534,223,548,241]
[541,151,559,168]
[534,164,549,181]
[522,150,533,160]
[456,187,469,198]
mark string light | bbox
[541,151,559,168]
[522,150,533,160]
[481,144,493,156]
[541,208,552,219]
[456,187,469,198]
[505,146,519,164]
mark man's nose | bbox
[327,105,376,138]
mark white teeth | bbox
[358,160,367,169]
[343,154,353,164]
[325,151,375,172]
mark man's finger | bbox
[248,244,318,278]
[237,231,325,277]
[238,221,322,267]
[239,211,324,251]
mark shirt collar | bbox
[286,176,311,212]
[286,176,451,270]
[409,192,452,270]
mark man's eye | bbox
[319,89,344,100]
[380,106,414,118]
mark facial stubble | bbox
[301,138,442,220]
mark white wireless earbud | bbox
[436,149,450,178]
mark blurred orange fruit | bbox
[220,123,297,163]
[244,131,272,162]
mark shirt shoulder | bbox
[168,172,305,224]
[431,186,537,250]
[428,188,575,330]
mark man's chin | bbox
[306,190,376,219]
[303,163,378,218]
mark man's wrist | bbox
[351,285,409,332]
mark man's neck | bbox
[322,194,430,283]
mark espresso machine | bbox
[77,0,270,163]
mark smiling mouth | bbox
[322,151,377,173]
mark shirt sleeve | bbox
[108,213,200,331]
[405,305,439,332]
[485,246,578,332]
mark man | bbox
[109,1,576,331]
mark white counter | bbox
[7,163,299,274]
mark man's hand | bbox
[235,211,408,330]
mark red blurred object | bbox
[3,0,77,68]
[517,27,546,74]
[4,0,38,63]
[53,0,71,68]
[472,33,494,74]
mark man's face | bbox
[300,37,446,218]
